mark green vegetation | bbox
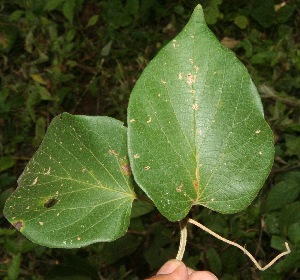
[1,0,299,279]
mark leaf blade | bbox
[4,113,135,247]
[128,5,274,221]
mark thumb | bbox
[145,259,189,280]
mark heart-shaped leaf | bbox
[127,5,274,221]
[4,113,136,248]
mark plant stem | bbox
[188,218,291,271]
[176,218,188,261]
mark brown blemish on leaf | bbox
[82,168,86,173]
[130,119,135,123]
[13,221,24,231]
[147,117,152,123]
[194,66,199,73]
[109,150,118,157]
[161,79,166,84]
[178,73,183,80]
[134,154,140,159]
[144,166,150,170]
[255,129,261,134]
[121,163,132,176]
[39,221,44,225]
[193,180,199,192]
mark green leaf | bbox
[0,156,15,173]
[102,234,142,264]
[63,0,76,22]
[7,254,21,280]
[276,4,296,24]
[4,113,136,248]
[44,0,65,11]
[280,202,300,234]
[203,0,223,25]
[250,0,275,28]
[207,247,222,276]
[86,15,99,27]
[234,15,249,29]
[265,172,300,212]
[130,200,154,218]
[0,25,18,53]
[271,235,287,251]
[285,134,300,157]
[127,5,274,221]
[288,223,300,245]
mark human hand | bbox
[145,259,218,280]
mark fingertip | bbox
[157,259,184,274]
[189,271,218,280]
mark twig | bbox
[188,218,291,271]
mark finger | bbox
[189,271,218,280]
[187,266,195,275]
[156,259,185,274]
[146,262,189,280]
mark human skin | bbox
[145,259,218,280]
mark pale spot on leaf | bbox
[32,177,38,185]
[187,73,196,85]
[176,184,183,192]
[109,150,118,157]
[192,104,199,110]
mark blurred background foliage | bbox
[0,0,299,279]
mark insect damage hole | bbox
[44,198,58,208]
